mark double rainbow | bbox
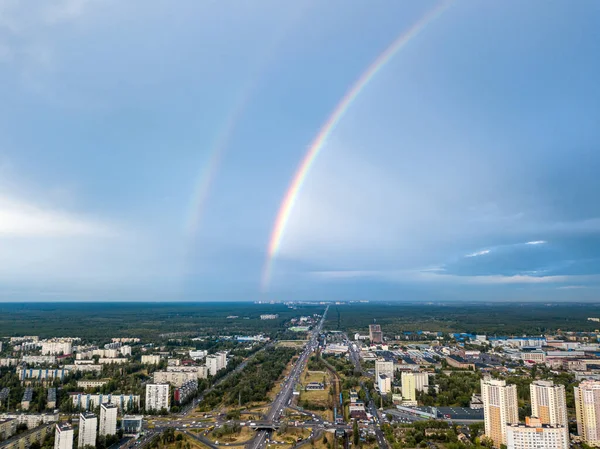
[261,1,451,290]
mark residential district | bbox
[3,309,600,448]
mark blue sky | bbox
[0,0,599,301]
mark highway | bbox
[247,306,328,449]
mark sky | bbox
[0,0,599,302]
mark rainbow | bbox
[185,3,312,239]
[261,1,451,290]
[185,96,250,238]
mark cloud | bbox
[311,268,600,286]
[465,249,491,258]
[0,195,114,237]
[526,240,547,245]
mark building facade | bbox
[54,423,74,449]
[77,413,97,448]
[481,378,519,447]
[530,380,568,426]
[506,417,568,449]
[375,360,394,381]
[575,380,600,446]
[99,403,117,437]
[145,384,170,412]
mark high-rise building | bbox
[206,352,228,376]
[506,417,569,449]
[78,413,97,448]
[530,380,568,426]
[481,378,519,447]
[145,384,170,412]
[99,403,118,436]
[377,374,391,394]
[575,380,600,446]
[401,372,429,402]
[375,360,394,381]
[54,423,74,449]
[369,324,382,343]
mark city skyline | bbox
[1,0,600,301]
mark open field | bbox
[206,426,255,443]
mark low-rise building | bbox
[0,423,52,449]
[77,380,108,389]
[70,393,140,412]
[153,370,197,387]
[306,382,325,391]
[122,415,143,436]
[0,419,16,441]
[20,389,33,411]
[141,355,162,365]
[506,417,568,449]
[47,388,57,409]
[0,413,59,429]
[21,356,56,365]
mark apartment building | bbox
[141,355,162,365]
[375,359,394,381]
[70,393,140,412]
[377,374,391,394]
[99,403,118,436]
[41,341,72,356]
[530,380,568,426]
[369,324,383,343]
[506,417,568,449]
[401,372,429,402]
[78,413,97,448]
[575,380,600,446]
[0,423,52,449]
[481,378,519,447]
[54,423,74,449]
[153,370,197,387]
[145,384,170,412]
[206,352,228,376]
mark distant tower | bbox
[369,324,382,343]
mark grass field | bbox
[206,426,255,443]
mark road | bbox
[180,342,273,416]
[247,306,328,449]
[346,335,388,449]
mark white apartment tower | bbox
[530,380,568,426]
[145,383,170,412]
[100,403,118,436]
[481,378,519,447]
[375,360,394,381]
[206,352,227,376]
[78,413,97,448]
[575,380,600,446]
[54,423,74,449]
[506,417,569,449]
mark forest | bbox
[326,302,600,335]
[198,346,298,409]
[0,302,325,338]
